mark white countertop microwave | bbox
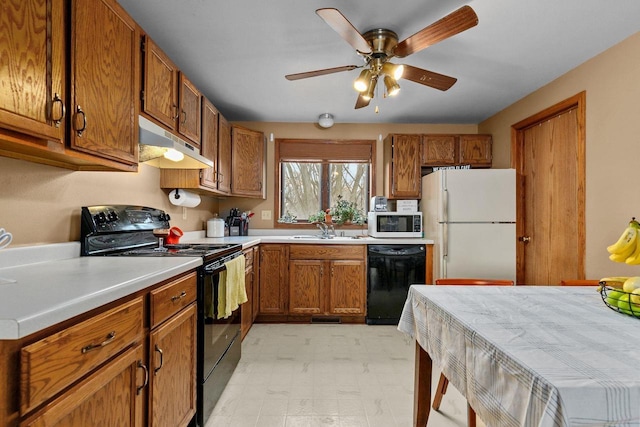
[367,211,423,238]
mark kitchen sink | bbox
[289,235,359,240]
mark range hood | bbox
[138,116,213,169]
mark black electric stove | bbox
[81,205,243,427]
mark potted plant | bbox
[328,195,365,226]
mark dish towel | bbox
[217,255,247,319]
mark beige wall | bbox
[0,158,219,246]
[219,122,477,228]
[479,31,640,279]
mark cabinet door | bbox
[329,260,366,315]
[389,134,421,199]
[252,246,260,322]
[459,135,492,167]
[21,345,145,427]
[178,74,201,147]
[422,135,457,166]
[259,244,288,315]
[217,114,232,194]
[149,303,196,427]
[0,0,65,143]
[231,126,264,198]
[200,98,219,190]
[241,263,253,340]
[69,0,138,166]
[289,260,323,314]
[142,36,178,131]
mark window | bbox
[276,139,376,225]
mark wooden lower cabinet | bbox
[148,303,196,427]
[241,247,255,340]
[258,244,289,318]
[21,344,145,427]
[288,245,366,320]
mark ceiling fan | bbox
[285,6,478,109]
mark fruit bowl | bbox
[599,284,640,319]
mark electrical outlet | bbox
[261,210,272,220]
[182,207,187,220]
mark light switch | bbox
[261,210,272,220]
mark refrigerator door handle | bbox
[443,188,449,223]
[443,222,448,278]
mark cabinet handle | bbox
[51,93,65,127]
[173,104,180,120]
[171,291,187,302]
[154,345,164,375]
[217,172,224,184]
[75,105,87,136]
[136,361,148,395]
[81,331,116,353]
[181,109,187,125]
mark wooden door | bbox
[201,98,219,190]
[177,74,201,147]
[329,260,366,315]
[513,92,586,285]
[217,114,232,194]
[148,304,196,427]
[258,244,289,315]
[21,345,145,427]
[231,126,264,197]
[421,135,457,166]
[0,0,65,143]
[289,260,323,314]
[389,134,421,198]
[70,0,138,166]
[241,260,253,339]
[459,135,492,167]
[142,36,178,130]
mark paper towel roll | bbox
[169,189,201,208]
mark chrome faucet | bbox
[316,222,335,239]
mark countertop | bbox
[0,233,432,340]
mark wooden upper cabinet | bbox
[459,134,492,167]
[385,134,422,199]
[200,98,220,190]
[178,74,201,148]
[217,114,232,194]
[0,0,65,143]
[422,135,457,166]
[69,0,139,166]
[231,126,265,198]
[142,36,179,131]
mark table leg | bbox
[414,341,432,426]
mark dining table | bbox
[398,284,640,427]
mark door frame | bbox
[510,91,586,283]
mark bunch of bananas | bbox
[607,218,640,264]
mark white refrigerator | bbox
[420,169,516,282]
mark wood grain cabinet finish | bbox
[231,126,265,198]
[20,344,146,427]
[0,0,65,143]
[200,98,221,190]
[384,134,422,199]
[20,297,144,414]
[177,74,201,147]
[217,114,233,194]
[69,0,139,167]
[422,135,457,166]
[149,272,197,328]
[258,244,289,315]
[289,245,366,317]
[148,303,197,427]
[142,36,179,131]
[458,134,492,166]
[241,248,255,340]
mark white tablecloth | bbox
[398,285,640,427]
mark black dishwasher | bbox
[367,244,426,325]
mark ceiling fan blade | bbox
[401,65,457,91]
[316,8,372,54]
[355,94,370,109]
[393,5,478,58]
[285,65,359,81]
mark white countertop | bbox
[0,233,432,340]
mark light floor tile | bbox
[209,324,486,427]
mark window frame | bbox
[274,138,376,229]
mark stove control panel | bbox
[82,205,170,234]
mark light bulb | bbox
[163,148,184,162]
[353,69,372,92]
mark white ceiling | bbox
[117,0,640,125]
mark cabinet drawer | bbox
[289,244,365,260]
[150,272,197,328]
[20,297,144,414]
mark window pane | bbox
[281,162,321,219]
[329,163,369,212]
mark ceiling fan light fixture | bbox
[318,113,334,128]
[384,75,401,97]
[382,62,404,80]
[362,76,377,100]
[353,69,372,92]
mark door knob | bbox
[519,236,531,243]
